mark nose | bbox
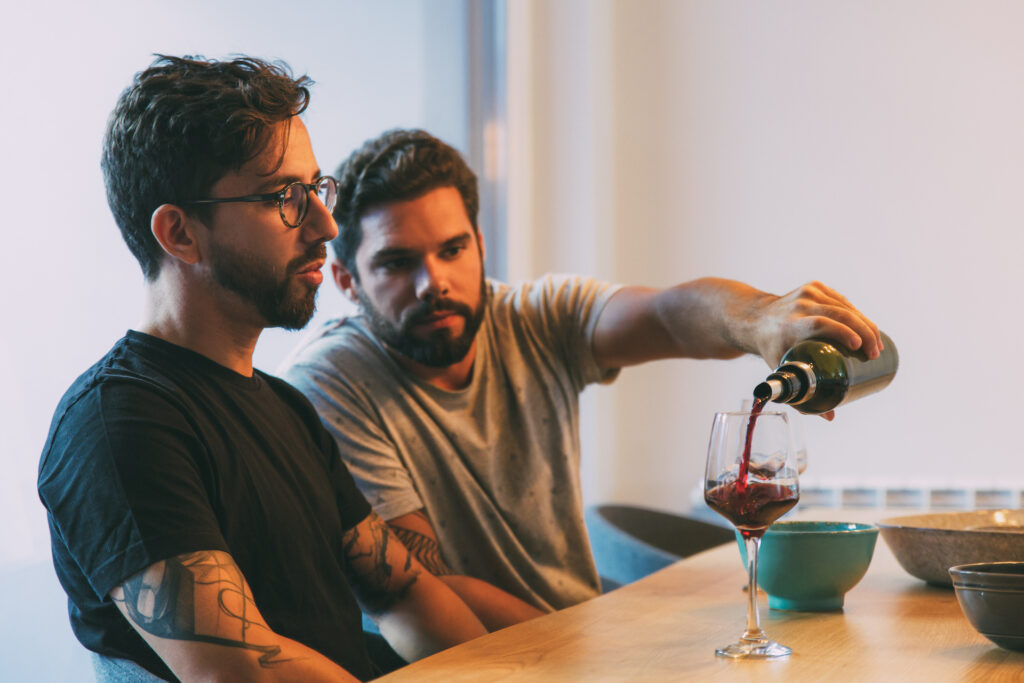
[302,190,338,243]
[415,257,450,301]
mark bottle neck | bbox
[753,377,785,402]
[755,362,814,405]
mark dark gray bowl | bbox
[877,510,1024,587]
[949,562,1024,651]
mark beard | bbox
[208,242,326,330]
[356,275,488,368]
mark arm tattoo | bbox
[342,514,421,616]
[388,525,453,576]
[111,551,294,669]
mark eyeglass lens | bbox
[281,183,307,227]
[316,177,338,213]
[281,178,337,227]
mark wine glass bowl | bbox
[703,409,799,659]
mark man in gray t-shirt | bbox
[280,129,884,628]
[284,275,619,614]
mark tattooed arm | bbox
[110,550,360,683]
[387,510,545,630]
[341,511,487,661]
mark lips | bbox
[291,257,325,288]
[410,307,461,325]
[295,259,325,275]
[409,310,462,333]
[419,311,454,322]
[290,243,328,277]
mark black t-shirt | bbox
[38,331,375,681]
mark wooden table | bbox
[379,524,1024,681]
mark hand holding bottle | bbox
[747,282,883,369]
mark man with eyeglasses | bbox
[38,57,486,683]
[279,128,884,626]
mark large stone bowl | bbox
[878,510,1024,587]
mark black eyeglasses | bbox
[180,176,339,228]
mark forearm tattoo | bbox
[388,524,454,576]
[111,551,294,668]
[342,513,421,616]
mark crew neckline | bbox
[125,330,263,390]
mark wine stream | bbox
[737,396,767,491]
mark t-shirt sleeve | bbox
[283,359,424,522]
[38,380,228,601]
[516,274,622,392]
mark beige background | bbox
[505,0,1022,512]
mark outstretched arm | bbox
[342,511,489,662]
[110,550,360,682]
[387,510,545,630]
[591,278,882,370]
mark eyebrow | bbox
[252,169,323,194]
[370,232,473,265]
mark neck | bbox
[389,340,478,391]
[139,271,262,377]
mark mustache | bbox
[286,243,327,276]
[405,297,475,325]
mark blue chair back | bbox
[586,504,733,587]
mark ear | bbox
[331,260,360,304]
[151,204,201,265]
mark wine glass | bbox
[704,410,800,659]
[741,399,807,474]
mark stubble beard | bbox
[209,242,326,330]
[356,275,488,368]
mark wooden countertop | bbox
[379,520,1024,681]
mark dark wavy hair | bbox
[331,129,479,279]
[101,54,313,279]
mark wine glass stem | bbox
[742,535,766,641]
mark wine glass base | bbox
[715,638,792,659]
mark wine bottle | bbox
[753,332,898,414]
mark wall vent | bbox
[689,480,1024,514]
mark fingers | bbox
[810,282,881,350]
[786,282,882,359]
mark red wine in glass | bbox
[703,406,799,659]
[706,396,798,537]
[704,481,798,538]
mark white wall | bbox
[0,2,469,679]
[508,1,1024,512]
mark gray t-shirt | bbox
[280,275,620,611]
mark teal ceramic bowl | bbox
[736,521,879,611]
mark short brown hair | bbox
[101,55,312,279]
[331,129,478,279]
